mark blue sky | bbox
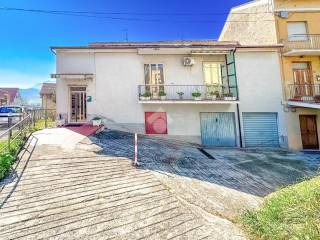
[0,0,249,88]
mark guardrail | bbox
[282,34,320,53]
[138,84,238,101]
[287,84,320,103]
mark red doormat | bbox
[64,124,103,137]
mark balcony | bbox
[138,84,239,104]
[282,34,320,56]
[287,84,320,109]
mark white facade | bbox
[54,43,287,147]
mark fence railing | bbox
[0,109,56,154]
[282,34,320,53]
[138,84,238,101]
[287,84,320,103]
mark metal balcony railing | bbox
[138,84,238,102]
[282,34,320,53]
[287,84,320,103]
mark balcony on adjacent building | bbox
[138,84,239,104]
[287,84,320,109]
[282,34,320,56]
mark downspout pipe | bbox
[233,49,243,148]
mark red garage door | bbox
[145,112,167,134]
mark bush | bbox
[0,153,14,179]
[192,91,201,97]
[241,176,320,240]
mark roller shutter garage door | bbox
[243,113,279,147]
[200,112,236,147]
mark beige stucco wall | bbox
[235,50,288,147]
[219,0,277,45]
[55,49,286,146]
[274,0,320,10]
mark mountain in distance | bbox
[20,87,41,106]
[20,81,56,106]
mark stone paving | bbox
[0,130,245,240]
[95,130,320,197]
[0,128,319,239]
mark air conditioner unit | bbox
[279,11,289,19]
[183,57,195,66]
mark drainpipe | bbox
[233,48,243,148]
[236,103,243,148]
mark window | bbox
[203,63,225,85]
[0,107,22,113]
[144,64,164,85]
[287,22,308,41]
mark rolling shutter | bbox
[243,113,279,147]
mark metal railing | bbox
[282,34,320,52]
[287,84,320,103]
[138,84,238,101]
[0,109,56,154]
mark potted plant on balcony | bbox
[192,90,202,101]
[140,91,152,101]
[208,91,220,100]
[223,93,237,101]
[177,92,184,100]
[159,90,167,100]
[92,116,102,126]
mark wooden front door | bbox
[299,115,319,149]
[293,63,312,97]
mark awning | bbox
[51,73,94,80]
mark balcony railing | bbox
[288,84,320,104]
[138,84,238,102]
[282,34,320,53]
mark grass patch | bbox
[32,119,55,131]
[241,176,320,240]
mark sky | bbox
[0,0,249,89]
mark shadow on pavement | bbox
[94,130,320,197]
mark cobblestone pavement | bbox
[1,129,319,239]
[95,130,320,197]
[0,130,246,240]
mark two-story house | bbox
[220,0,320,150]
[51,40,287,147]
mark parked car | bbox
[0,105,24,126]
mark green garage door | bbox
[243,113,279,147]
[200,112,236,147]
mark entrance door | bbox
[293,62,312,97]
[299,115,319,149]
[70,87,87,123]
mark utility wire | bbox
[0,6,275,23]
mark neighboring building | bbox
[51,40,287,147]
[0,88,23,105]
[220,0,320,150]
[40,82,56,110]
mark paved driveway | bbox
[0,128,319,239]
[0,129,246,240]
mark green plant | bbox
[177,92,184,96]
[192,91,201,98]
[241,176,320,240]
[142,91,152,97]
[223,92,233,97]
[92,116,102,121]
[209,91,220,97]
[0,153,14,179]
[159,91,167,96]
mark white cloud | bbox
[0,68,53,89]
